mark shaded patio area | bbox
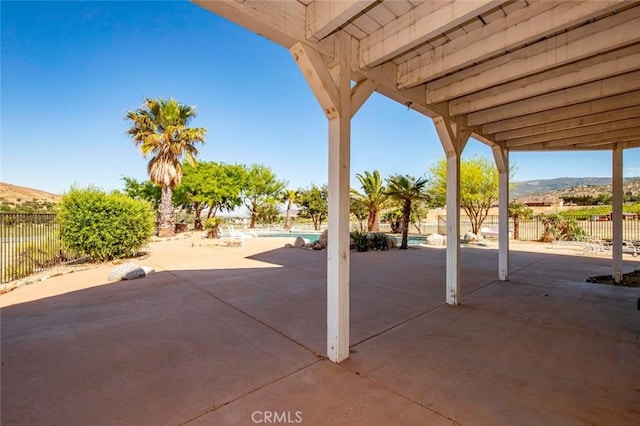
[2,238,639,425]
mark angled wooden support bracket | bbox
[433,116,471,157]
[290,42,377,120]
[290,42,340,119]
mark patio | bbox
[1,236,639,425]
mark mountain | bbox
[0,182,61,204]
[512,177,640,198]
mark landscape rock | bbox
[108,262,146,281]
[318,230,328,249]
[426,233,445,246]
[284,243,294,248]
[141,266,155,276]
[294,237,309,248]
[387,236,397,248]
[463,232,478,242]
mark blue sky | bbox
[2,0,639,195]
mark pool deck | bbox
[1,234,639,425]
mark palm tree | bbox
[125,98,206,237]
[280,189,298,230]
[508,202,533,240]
[351,170,388,232]
[386,175,429,249]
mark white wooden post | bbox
[291,34,375,362]
[612,146,623,283]
[433,117,470,305]
[492,146,510,281]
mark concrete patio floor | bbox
[1,235,639,425]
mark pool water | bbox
[257,232,322,241]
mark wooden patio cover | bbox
[193,0,640,361]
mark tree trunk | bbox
[284,200,292,230]
[400,200,411,249]
[157,185,175,237]
[513,216,520,240]
[367,209,379,232]
[194,202,203,230]
[250,213,258,228]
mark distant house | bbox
[509,197,563,208]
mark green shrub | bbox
[351,231,369,252]
[369,232,389,251]
[350,231,391,252]
[58,186,155,261]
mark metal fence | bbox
[437,214,640,242]
[0,213,72,283]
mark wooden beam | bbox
[427,6,640,103]
[468,71,640,125]
[449,44,640,116]
[433,116,471,305]
[306,0,377,42]
[398,0,627,89]
[482,90,640,134]
[326,32,353,363]
[508,126,640,148]
[495,106,640,141]
[359,0,502,69]
[350,78,377,117]
[612,146,623,283]
[504,118,640,146]
[511,139,640,151]
[492,145,509,281]
[290,42,340,119]
[193,0,336,57]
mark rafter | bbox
[482,90,640,134]
[506,126,640,148]
[512,140,640,151]
[427,5,640,103]
[495,106,640,141]
[468,70,640,126]
[504,118,640,146]
[359,0,502,69]
[306,0,377,42]
[449,44,640,116]
[398,0,625,89]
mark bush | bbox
[351,231,369,252]
[350,231,391,252]
[58,186,155,261]
[369,232,390,251]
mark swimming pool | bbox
[257,232,428,246]
[257,232,322,241]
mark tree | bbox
[386,175,430,249]
[125,98,206,237]
[175,162,247,230]
[409,198,431,234]
[243,164,286,228]
[351,170,389,232]
[298,184,329,231]
[281,189,298,230]
[122,176,161,210]
[350,198,369,232]
[508,202,533,240]
[429,156,500,235]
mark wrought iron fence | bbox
[0,213,77,283]
[437,214,640,242]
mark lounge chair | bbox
[219,225,250,247]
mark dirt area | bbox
[586,269,640,287]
